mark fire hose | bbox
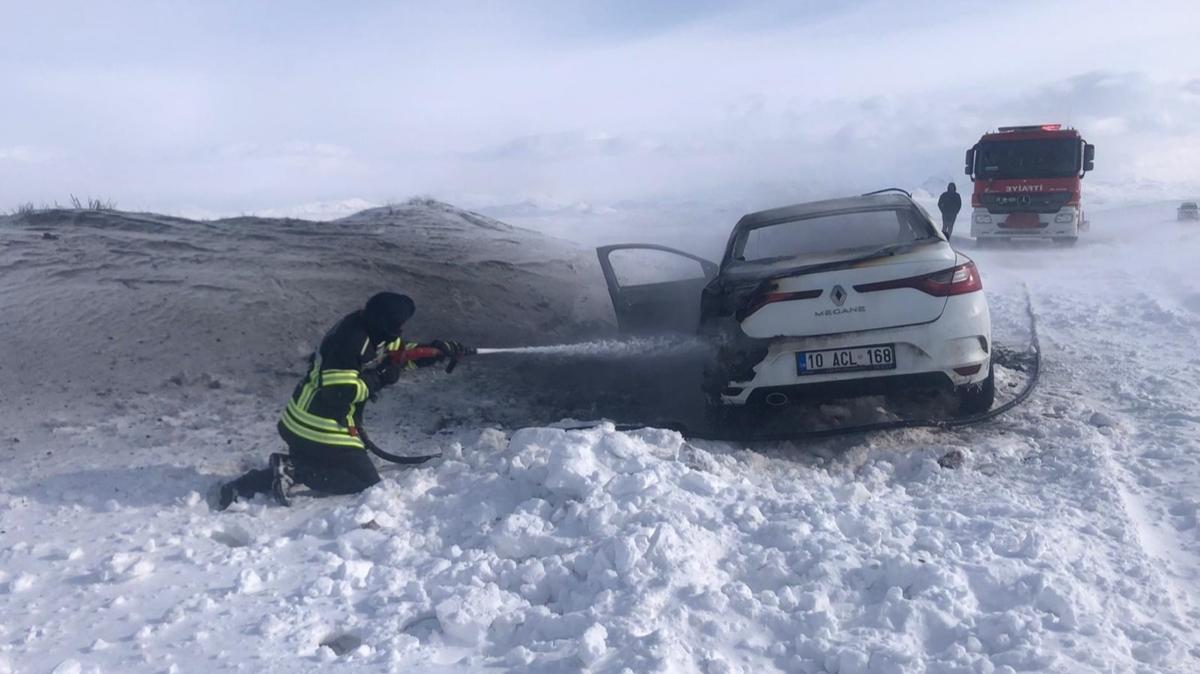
[356,343,479,465]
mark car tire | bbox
[1053,236,1078,246]
[956,362,995,417]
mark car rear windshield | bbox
[1183,203,1198,209]
[734,207,938,263]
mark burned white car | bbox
[598,191,994,421]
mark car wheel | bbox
[1053,237,1078,246]
[956,362,995,417]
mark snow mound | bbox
[95,422,1173,672]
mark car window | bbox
[608,248,708,286]
[736,208,937,263]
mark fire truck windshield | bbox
[975,138,1080,180]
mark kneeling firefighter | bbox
[218,292,468,509]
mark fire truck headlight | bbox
[974,214,992,224]
[1054,213,1075,224]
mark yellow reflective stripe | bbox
[317,369,369,402]
[298,359,321,409]
[283,357,372,448]
[321,373,360,381]
[285,399,342,431]
[298,380,318,410]
[282,405,361,442]
[284,405,347,435]
[280,413,365,448]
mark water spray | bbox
[471,337,710,359]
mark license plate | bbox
[796,344,896,375]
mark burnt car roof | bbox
[735,193,917,230]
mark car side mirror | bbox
[964,148,975,177]
[1082,144,1095,172]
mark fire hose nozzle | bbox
[387,344,477,373]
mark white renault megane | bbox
[597,190,994,418]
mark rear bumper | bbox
[741,372,954,407]
[971,207,1079,239]
[717,293,991,406]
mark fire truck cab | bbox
[965,124,1095,244]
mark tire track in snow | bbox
[1036,289,1200,622]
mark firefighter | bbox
[938,182,963,239]
[218,292,465,509]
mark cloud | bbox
[2,1,1199,214]
[215,142,353,161]
[473,132,641,161]
[0,146,57,163]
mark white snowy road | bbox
[1,202,1198,673]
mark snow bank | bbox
[54,419,1164,673]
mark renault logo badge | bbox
[831,285,846,306]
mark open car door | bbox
[597,244,718,334]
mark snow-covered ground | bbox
[1,200,1198,673]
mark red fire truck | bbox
[965,124,1095,244]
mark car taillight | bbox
[739,289,823,320]
[853,261,983,297]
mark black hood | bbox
[364,292,416,342]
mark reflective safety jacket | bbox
[278,310,419,451]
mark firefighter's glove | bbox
[430,339,468,373]
[378,363,402,387]
[431,340,467,359]
[363,363,402,397]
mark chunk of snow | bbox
[8,573,35,593]
[435,584,524,646]
[101,553,154,582]
[237,569,264,594]
[340,559,373,587]
[577,623,608,666]
[680,470,719,496]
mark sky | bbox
[2,0,1199,219]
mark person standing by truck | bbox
[938,183,962,239]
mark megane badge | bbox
[831,285,847,306]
